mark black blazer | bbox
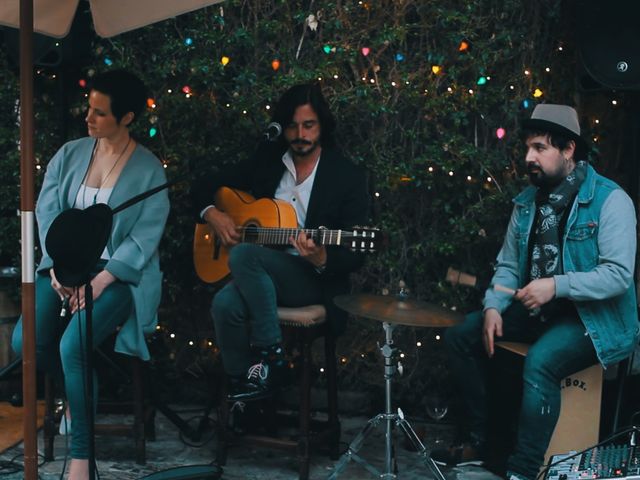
[193,143,370,334]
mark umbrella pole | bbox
[19,0,38,479]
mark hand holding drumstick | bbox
[494,278,556,311]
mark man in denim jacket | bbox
[433,104,639,480]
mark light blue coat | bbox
[484,164,639,367]
[36,137,170,360]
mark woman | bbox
[12,69,170,480]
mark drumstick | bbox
[493,284,516,296]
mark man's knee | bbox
[522,347,558,386]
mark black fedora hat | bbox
[45,204,113,287]
[522,104,588,157]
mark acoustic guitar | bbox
[193,187,381,284]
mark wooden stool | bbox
[216,304,340,480]
[44,352,155,465]
[496,341,603,464]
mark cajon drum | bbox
[496,341,602,464]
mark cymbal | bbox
[334,294,463,328]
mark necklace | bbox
[83,136,132,206]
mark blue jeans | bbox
[12,270,132,459]
[211,244,323,377]
[444,302,598,479]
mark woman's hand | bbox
[68,270,117,314]
[50,268,73,300]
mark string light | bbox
[476,76,487,85]
[496,127,506,139]
[524,69,530,76]
[431,65,442,74]
[395,53,405,62]
[271,59,280,71]
[221,56,230,66]
[533,88,543,98]
[361,47,370,56]
[458,40,470,52]
[184,37,193,46]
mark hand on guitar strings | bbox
[290,231,327,268]
[204,207,241,246]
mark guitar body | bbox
[193,187,298,284]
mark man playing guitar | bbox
[193,83,369,402]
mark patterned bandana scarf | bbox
[529,160,587,281]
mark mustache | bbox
[527,163,544,174]
[290,139,312,146]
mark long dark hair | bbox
[271,83,336,147]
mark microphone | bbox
[263,122,282,141]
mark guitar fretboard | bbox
[241,227,343,246]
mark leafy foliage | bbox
[0,0,579,413]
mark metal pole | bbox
[19,0,38,478]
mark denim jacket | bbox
[483,164,639,367]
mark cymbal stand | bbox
[327,321,446,480]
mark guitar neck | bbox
[240,227,345,246]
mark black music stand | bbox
[46,204,113,480]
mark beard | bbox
[527,163,567,188]
[289,138,319,157]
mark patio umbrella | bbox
[0,1,223,478]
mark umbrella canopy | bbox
[1,1,223,478]
[0,0,222,38]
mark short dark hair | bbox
[90,69,147,125]
[521,128,587,160]
[271,83,336,147]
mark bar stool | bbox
[43,349,155,465]
[216,304,340,480]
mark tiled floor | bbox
[0,407,502,479]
